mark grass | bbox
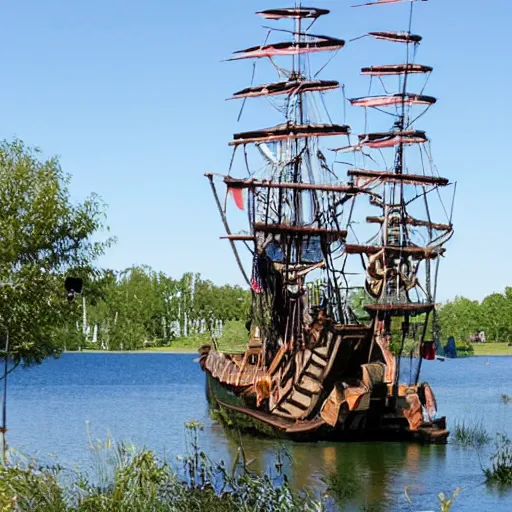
[484,433,512,486]
[453,419,491,448]
[0,423,322,512]
[471,343,512,356]
[79,321,250,354]
[0,428,474,512]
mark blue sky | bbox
[1,0,510,302]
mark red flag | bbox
[421,341,435,360]
[229,187,244,210]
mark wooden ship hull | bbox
[199,320,448,443]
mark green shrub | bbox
[455,340,474,356]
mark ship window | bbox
[265,241,285,262]
[301,237,324,263]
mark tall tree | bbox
[0,139,112,368]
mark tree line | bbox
[437,289,512,344]
[60,267,251,351]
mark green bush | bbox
[455,340,474,356]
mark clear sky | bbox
[1,0,510,302]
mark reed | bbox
[453,419,490,448]
[484,433,512,486]
[0,422,322,512]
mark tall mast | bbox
[344,0,455,384]
[208,2,368,341]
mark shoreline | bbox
[65,348,198,354]
[471,342,512,357]
[61,347,512,356]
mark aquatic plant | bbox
[323,469,361,505]
[453,419,490,448]
[0,422,323,512]
[484,433,512,486]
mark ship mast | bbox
[344,0,455,389]
[208,2,375,355]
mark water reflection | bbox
[212,421,448,511]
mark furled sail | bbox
[349,93,435,108]
[358,130,427,148]
[257,8,330,20]
[361,64,432,76]
[229,35,345,60]
[367,31,422,43]
[229,79,339,100]
[230,122,350,146]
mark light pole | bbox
[1,333,8,464]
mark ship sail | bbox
[200,0,452,444]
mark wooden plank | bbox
[278,402,306,418]
[288,389,312,409]
[311,353,327,368]
[215,399,291,430]
[305,365,323,379]
[296,375,322,395]
[313,345,330,360]
[285,417,325,433]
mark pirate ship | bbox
[199,0,454,442]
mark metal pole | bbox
[1,333,9,464]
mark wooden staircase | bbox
[269,327,369,421]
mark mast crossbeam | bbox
[223,176,368,194]
[229,37,345,61]
[344,244,445,259]
[229,80,339,100]
[366,216,452,231]
[254,222,347,241]
[350,93,435,108]
[361,64,432,76]
[230,123,350,146]
[348,168,448,187]
[257,8,330,20]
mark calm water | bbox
[6,353,512,511]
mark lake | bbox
[6,353,512,511]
